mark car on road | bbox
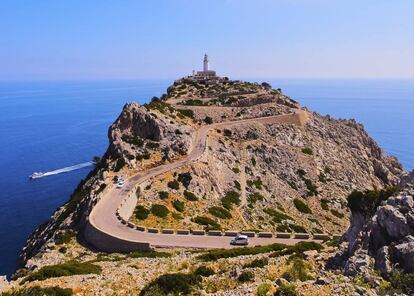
[116,178,125,188]
[230,235,249,246]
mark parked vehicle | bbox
[230,235,249,245]
[116,178,125,188]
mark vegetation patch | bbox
[247,177,263,190]
[243,257,268,269]
[167,180,180,190]
[221,190,241,209]
[184,190,198,201]
[204,116,213,124]
[173,199,185,212]
[139,272,201,296]
[270,242,323,259]
[208,206,232,219]
[158,191,169,200]
[194,266,215,277]
[177,109,194,119]
[198,243,287,261]
[238,271,255,282]
[264,208,292,223]
[232,167,240,174]
[2,286,73,296]
[135,205,150,220]
[23,261,101,283]
[192,216,220,230]
[151,204,169,218]
[301,147,313,155]
[127,250,171,259]
[54,230,76,245]
[293,198,312,214]
[248,192,264,205]
[275,281,298,296]
[121,134,144,147]
[177,172,192,188]
[282,257,315,281]
[320,199,329,211]
[331,209,345,218]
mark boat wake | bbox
[29,161,94,179]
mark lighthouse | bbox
[203,54,209,72]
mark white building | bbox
[190,54,220,82]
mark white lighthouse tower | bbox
[203,54,209,72]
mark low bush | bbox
[320,199,329,211]
[264,208,293,223]
[221,190,241,209]
[293,198,312,214]
[121,135,144,147]
[151,204,169,218]
[238,271,254,282]
[192,216,220,230]
[289,223,307,233]
[194,266,215,277]
[173,199,185,212]
[198,243,286,261]
[184,190,198,201]
[54,230,75,245]
[270,242,323,258]
[275,281,298,296]
[304,178,318,196]
[177,172,192,188]
[243,257,268,268]
[208,206,232,219]
[146,141,160,149]
[2,286,73,296]
[301,147,313,155]
[257,283,273,296]
[247,177,263,190]
[283,258,314,281]
[232,167,240,174]
[127,250,171,258]
[223,129,232,137]
[158,191,169,200]
[167,180,180,190]
[135,205,150,220]
[204,116,213,124]
[177,109,194,119]
[233,180,241,190]
[248,192,264,204]
[389,270,414,294]
[23,261,101,283]
[330,209,345,218]
[139,273,201,296]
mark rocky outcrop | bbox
[329,173,414,277]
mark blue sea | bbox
[0,79,413,277]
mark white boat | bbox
[30,172,44,179]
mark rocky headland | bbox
[2,78,412,296]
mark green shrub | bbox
[389,270,414,294]
[304,178,318,196]
[208,206,232,219]
[184,190,198,201]
[173,200,185,212]
[238,271,255,282]
[167,180,180,190]
[223,129,232,137]
[289,223,307,233]
[293,198,312,214]
[151,204,169,218]
[275,281,298,296]
[233,180,241,191]
[330,209,345,218]
[172,212,183,220]
[221,190,241,209]
[121,135,144,147]
[127,250,171,258]
[347,187,399,217]
[284,258,314,281]
[232,167,240,174]
[257,283,273,296]
[270,242,323,258]
[135,205,150,220]
[204,116,213,124]
[194,266,215,277]
[243,257,268,268]
[301,147,313,155]
[139,273,201,296]
[23,261,101,283]
[54,230,75,245]
[146,141,160,149]
[264,208,292,223]
[177,172,192,188]
[192,216,220,229]
[247,177,263,190]
[177,109,194,119]
[158,191,169,200]
[114,157,126,172]
[320,199,329,211]
[1,286,73,296]
[248,192,264,204]
[198,243,287,261]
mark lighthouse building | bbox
[181,54,222,83]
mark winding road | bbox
[86,110,310,251]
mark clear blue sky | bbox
[1,0,414,80]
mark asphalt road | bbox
[88,110,310,249]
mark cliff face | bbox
[329,175,414,278]
[17,79,404,274]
